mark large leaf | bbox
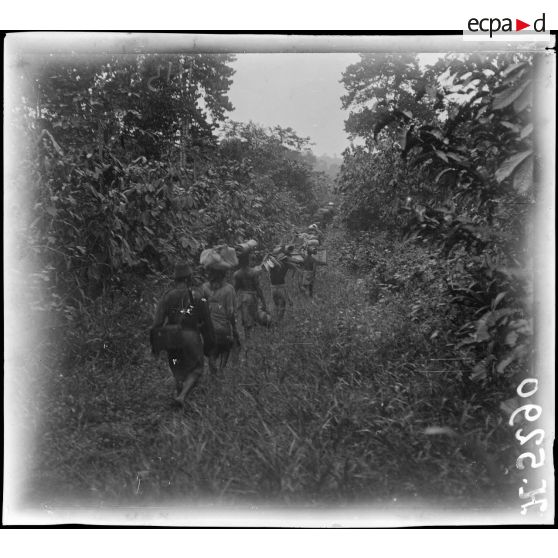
[493,79,531,110]
[513,155,534,194]
[471,360,488,381]
[519,123,533,140]
[445,152,469,167]
[434,168,456,184]
[513,82,533,113]
[496,344,528,374]
[505,331,518,347]
[502,67,528,86]
[400,127,411,151]
[500,121,521,133]
[495,150,532,183]
[474,320,490,342]
[501,61,529,79]
[433,149,449,163]
[491,291,507,310]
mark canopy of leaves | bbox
[12,54,322,320]
[337,51,536,384]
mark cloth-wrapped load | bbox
[262,244,305,271]
[297,232,320,246]
[235,239,258,254]
[200,245,239,270]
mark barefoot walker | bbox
[150,263,214,407]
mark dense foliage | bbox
[11,54,325,316]
[7,50,543,513]
[337,52,536,385]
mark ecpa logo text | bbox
[468,13,546,37]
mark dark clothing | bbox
[269,262,294,320]
[152,284,214,353]
[152,283,213,399]
[269,263,290,286]
[167,331,204,382]
[153,286,203,329]
[301,254,323,297]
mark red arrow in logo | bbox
[516,19,531,31]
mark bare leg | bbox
[220,350,231,371]
[208,353,219,375]
[175,370,200,405]
[243,327,253,363]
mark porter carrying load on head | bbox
[307,223,324,244]
[235,239,258,254]
[301,246,327,298]
[200,244,239,271]
[233,244,269,337]
[267,245,297,321]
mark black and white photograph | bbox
[3,31,555,527]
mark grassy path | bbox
[21,228,516,513]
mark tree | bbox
[221,121,320,209]
[15,53,236,303]
[338,51,536,384]
[341,53,441,147]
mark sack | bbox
[261,254,281,272]
[150,325,187,354]
[287,253,304,265]
[214,333,234,353]
[200,245,239,270]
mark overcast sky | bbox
[227,53,447,157]
[227,53,359,157]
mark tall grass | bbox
[20,228,517,509]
